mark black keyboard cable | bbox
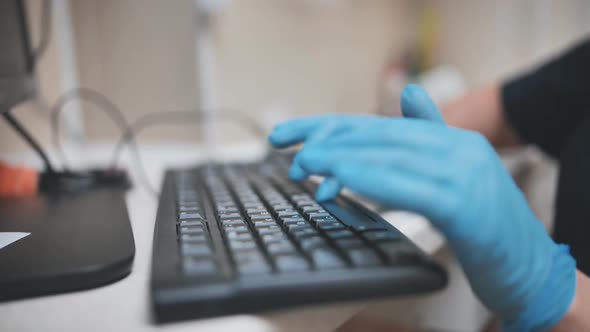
[49,89,266,196]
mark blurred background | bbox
[2,0,590,223]
[3,0,590,153]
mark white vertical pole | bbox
[193,0,219,150]
[54,0,84,145]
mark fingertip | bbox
[315,177,341,202]
[268,117,320,147]
[267,132,283,147]
[400,84,445,124]
[295,147,326,175]
[401,84,430,112]
[268,125,292,147]
[289,162,308,182]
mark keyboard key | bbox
[180,234,208,243]
[291,228,319,239]
[334,238,365,249]
[267,199,287,205]
[292,194,312,201]
[226,232,253,241]
[286,224,310,233]
[216,201,235,207]
[177,219,203,226]
[282,217,306,225]
[179,212,204,220]
[325,229,354,239]
[309,249,346,269]
[310,216,337,225]
[302,205,323,212]
[214,194,231,200]
[299,236,327,251]
[307,212,330,219]
[222,219,246,226]
[229,240,258,251]
[251,216,274,223]
[277,210,300,218]
[317,223,346,231]
[350,224,389,232]
[280,217,306,224]
[246,208,267,214]
[179,226,205,235]
[183,257,217,276]
[240,195,259,201]
[295,198,317,205]
[181,244,212,257]
[272,204,293,211]
[362,230,402,242]
[224,225,249,232]
[257,226,282,235]
[243,202,264,208]
[274,255,310,272]
[267,242,296,255]
[178,206,200,212]
[348,248,381,267]
[218,207,239,214]
[250,214,272,220]
[253,220,276,228]
[261,233,288,244]
[234,253,271,274]
[220,213,242,220]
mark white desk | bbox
[0,142,468,332]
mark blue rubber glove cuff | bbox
[503,244,576,332]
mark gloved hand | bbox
[269,85,577,331]
[270,114,386,201]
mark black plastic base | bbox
[0,188,135,301]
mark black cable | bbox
[31,0,52,68]
[3,111,55,173]
[48,89,162,195]
[108,109,265,196]
[50,88,266,197]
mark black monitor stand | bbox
[0,188,135,301]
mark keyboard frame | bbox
[151,167,447,323]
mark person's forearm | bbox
[441,84,522,148]
[550,270,590,332]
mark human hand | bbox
[269,85,576,331]
[270,114,386,201]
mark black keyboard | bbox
[151,153,447,322]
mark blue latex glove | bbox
[270,114,385,201]
[269,85,577,331]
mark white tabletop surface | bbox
[0,141,445,331]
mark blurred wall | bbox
[71,0,409,143]
[422,0,590,85]
[2,0,590,155]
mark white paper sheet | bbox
[0,232,30,250]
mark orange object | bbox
[0,162,39,197]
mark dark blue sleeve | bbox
[501,37,590,157]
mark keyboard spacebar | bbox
[320,201,389,232]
